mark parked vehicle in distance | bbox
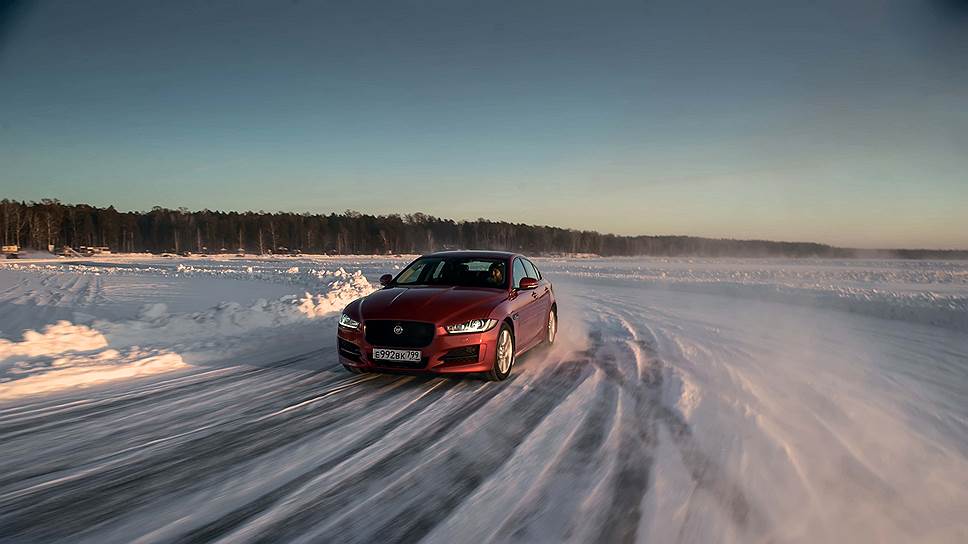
[337,251,556,380]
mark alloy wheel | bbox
[497,328,513,374]
[547,310,557,343]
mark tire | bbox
[485,323,515,381]
[545,307,557,345]
[343,364,364,374]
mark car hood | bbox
[359,285,506,324]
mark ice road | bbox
[1,255,966,543]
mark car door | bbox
[523,258,552,321]
[510,257,543,348]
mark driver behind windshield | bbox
[395,257,507,288]
[487,262,505,287]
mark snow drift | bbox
[0,268,374,400]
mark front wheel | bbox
[485,324,515,381]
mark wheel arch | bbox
[502,316,515,338]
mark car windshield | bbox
[393,257,508,289]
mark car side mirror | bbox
[518,277,539,290]
[380,274,393,286]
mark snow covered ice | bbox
[0,254,966,543]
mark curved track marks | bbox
[3,279,966,542]
[0,305,747,544]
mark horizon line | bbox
[3,196,966,253]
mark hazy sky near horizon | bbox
[1,0,966,249]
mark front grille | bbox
[364,320,435,348]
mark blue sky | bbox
[1,0,966,248]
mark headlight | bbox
[339,313,360,330]
[445,318,497,334]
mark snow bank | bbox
[0,321,187,401]
[98,268,373,346]
[0,268,374,400]
[0,321,108,359]
[294,268,374,317]
[1,259,385,295]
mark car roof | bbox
[423,250,520,260]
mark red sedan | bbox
[337,251,557,380]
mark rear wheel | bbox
[546,308,557,345]
[485,324,515,381]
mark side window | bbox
[522,259,539,280]
[396,261,428,284]
[512,258,528,289]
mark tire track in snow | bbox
[0,365,348,493]
[0,374,395,539]
[3,283,759,543]
[492,366,620,542]
[0,275,31,298]
[175,377,462,543]
[584,324,656,544]
[0,348,336,439]
[576,292,764,539]
[354,361,590,544]
[234,358,588,543]
[626,299,762,531]
[0,363,409,540]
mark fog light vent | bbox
[338,338,362,362]
[441,344,481,363]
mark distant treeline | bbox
[1,199,965,259]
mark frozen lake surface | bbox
[1,254,966,543]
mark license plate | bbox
[372,348,422,362]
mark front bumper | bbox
[337,322,496,374]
